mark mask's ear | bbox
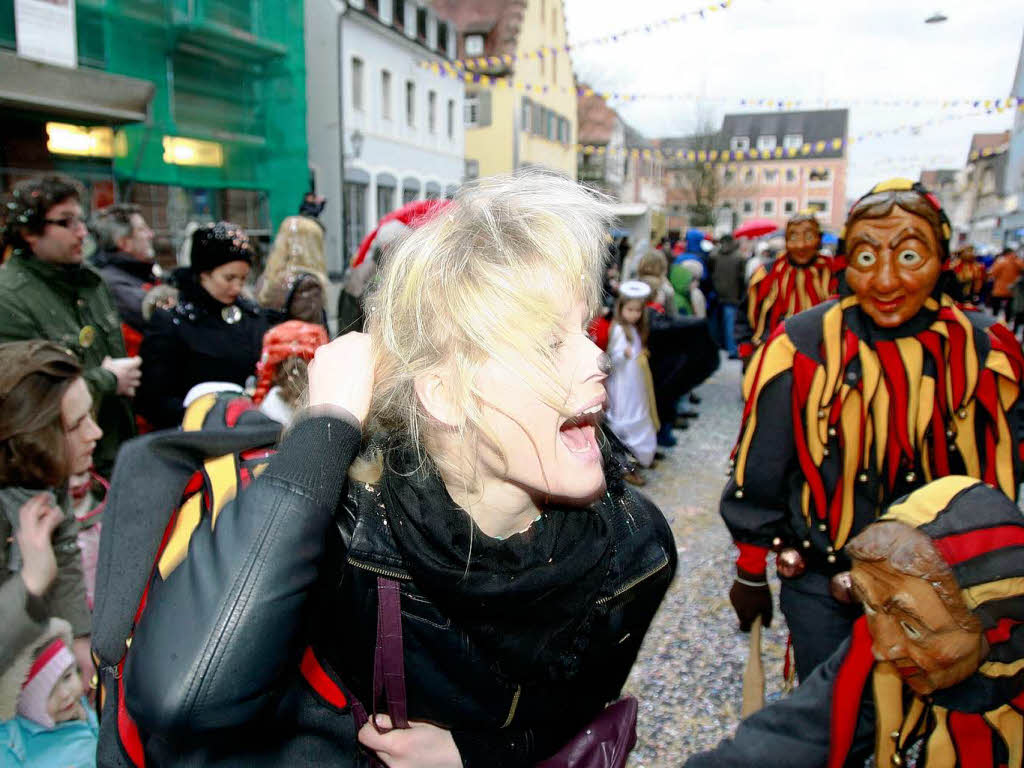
[414,372,461,427]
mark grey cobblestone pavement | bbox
[622,354,791,767]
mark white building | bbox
[305,0,465,275]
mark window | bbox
[743,168,755,185]
[551,51,557,85]
[763,169,778,184]
[437,22,449,55]
[783,199,797,215]
[416,8,427,40]
[343,182,367,261]
[762,199,776,215]
[352,57,364,111]
[405,81,415,127]
[447,99,454,139]
[552,8,557,32]
[377,184,394,218]
[723,169,736,183]
[402,186,419,205]
[464,93,479,126]
[783,134,803,151]
[730,136,749,152]
[381,70,391,119]
[785,168,798,183]
[547,111,556,140]
[757,135,777,152]
[521,97,531,130]
[428,90,437,133]
[393,0,405,28]
[742,199,755,214]
[807,199,830,214]
[540,0,545,17]
[465,159,479,180]
[465,34,484,56]
[809,168,832,183]
[982,168,997,194]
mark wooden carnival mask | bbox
[848,522,987,696]
[785,219,821,265]
[844,206,943,328]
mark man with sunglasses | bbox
[0,174,139,476]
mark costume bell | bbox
[736,213,836,361]
[721,179,1024,682]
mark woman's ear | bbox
[414,372,461,427]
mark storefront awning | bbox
[0,51,154,123]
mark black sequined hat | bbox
[189,222,254,274]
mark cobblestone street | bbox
[623,354,790,766]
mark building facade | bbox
[434,0,576,180]
[1001,30,1024,246]
[958,132,1011,251]
[0,0,308,266]
[576,88,626,198]
[717,109,849,232]
[305,0,464,274]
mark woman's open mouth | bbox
[558,397,605,462]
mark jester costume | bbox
[722,285,1024,679]
[688,477,1024,768]
[736,252,836,360]
[950,253,986,304]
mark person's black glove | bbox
[728,566,772,631]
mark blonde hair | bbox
[354,170,612,487]
[258,216,327,307]
[637,251,667,279]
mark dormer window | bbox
[757,135,777,152]
[465,34,484,56]
[730,136,749,152]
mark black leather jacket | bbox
[124,415,676,767]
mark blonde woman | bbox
[256,215,329,324]
[123,172,676,767]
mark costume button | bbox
[858,473,868,483]
[817,409,826,418]
[827,554,836,563]
[734,488,744,499]
[817,523,827,532]
[957,408,968,419]
[802,540,811,549]
[905,471,916,483]
[828,427,837,437]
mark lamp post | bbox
[924,11,948,23]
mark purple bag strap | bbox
[371,576,409,732]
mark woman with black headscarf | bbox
[136,222,270,429]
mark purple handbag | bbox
[362,576,639,768]
[535,697,638,768]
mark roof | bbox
[431,0,526,62]
[919,169,958,188]
[968,131,1010,161]
[720,109,849,158]
[577,88,619,145]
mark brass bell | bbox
[777,548,806,579]
[830,571,853,603]
[771,537,783,550]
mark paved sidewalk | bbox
[623,354,790,766]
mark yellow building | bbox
[433,0,577,179]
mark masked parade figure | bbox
[691,476,1024,767]
[721,180,1024,683]
[949,246,986,305]
[736,213,836,362]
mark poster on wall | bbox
[14,0,77,69]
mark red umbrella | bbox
[733,219,779,239]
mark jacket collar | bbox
[11,252,102,290]
[92,249,157,282]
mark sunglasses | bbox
[45,216,87,230]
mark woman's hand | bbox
[307,331,375,425]
[358,716,462,768]
[16,492,62,597]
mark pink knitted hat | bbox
[17,637,75,728]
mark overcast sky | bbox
[563,0,1024,197]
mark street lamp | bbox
[924,11,948,23]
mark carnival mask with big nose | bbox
[849,522,987,696]
[844,206,942,328]
[785,220,821,265]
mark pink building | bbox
[718,110,849,233]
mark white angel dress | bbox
[604,323,657,467]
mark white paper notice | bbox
[15,0,78,69]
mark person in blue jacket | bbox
[0,618,98,767]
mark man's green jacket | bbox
[0,252,135,474]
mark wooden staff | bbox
[741,615,764,717]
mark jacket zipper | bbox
[347,556,411,581]
[595,556,669,605]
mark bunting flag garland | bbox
[421,58,1024,117]
[575,107,1020,164]
[436,1,735,72]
